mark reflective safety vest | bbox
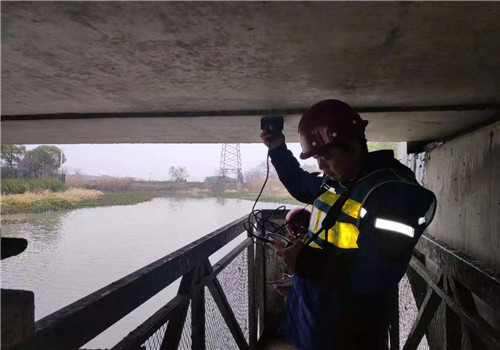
[306,168,421,250]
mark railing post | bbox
[162,263,207,350]
[161,302,189,350]
[256,222,266,339]
[247,226,257,349]
[403,274,444,350]
[444,275,462,350]
[191,280,206,350]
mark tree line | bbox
[1,145,66,179]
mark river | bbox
[1,197,296,348]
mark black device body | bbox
[261,116,284,135]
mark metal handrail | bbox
[34,215,257,350]
[390,234,500,350]
[112,238,255,350]
[32,213,500,350]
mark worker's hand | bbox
[276,240,305,273]
[276,285,292,297]
[269,231,298,250]
[260,131,285,150]
[269,239,287,251]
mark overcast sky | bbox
[26,143,319,182]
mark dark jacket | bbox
[269,144,436,350]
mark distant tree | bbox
[1,144,26,176]
[243,161,279,183]
[20,145,66,178]
[169,166,189,182]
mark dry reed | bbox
[2,188,103,206]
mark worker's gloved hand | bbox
[276,239,305,273]
[260,131,285,150]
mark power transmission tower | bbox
[218,144,243,186]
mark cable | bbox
[244,150,309,250]
[245,151,283,249]
[251,151,270,214]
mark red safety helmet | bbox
[298,100,368,159]
[285,207,311,238]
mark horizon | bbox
[23,143,320,182]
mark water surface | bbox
[1,197,293,348]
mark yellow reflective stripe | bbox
[308,189,361,249]
[308,223,359,249]
[335,222,359,248]
[317,192,361,219]
[318,190,340,205]
[342,199,362,219]
[310,241,323,249]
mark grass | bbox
[77,192,161,208]
[1,189,160,215]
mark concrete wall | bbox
[424,121,500,274]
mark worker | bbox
[261,99,436,350]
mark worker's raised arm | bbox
[260,131,324,204]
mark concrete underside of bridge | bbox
[1,2,499,144]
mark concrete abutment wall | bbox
[401,120,500,337]
[423,121,500,275]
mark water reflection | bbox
[167,196,188,211]
[3,210,69,237]
[216,197,227,205]
[1,197,294,348]
[2,210,70,261]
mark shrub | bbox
[27,179,67,192]
[1,179,30,194]
[1,178,67,194]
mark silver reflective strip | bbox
[418,217,426,225]
[375,218,415,237]
[360,208,367,218]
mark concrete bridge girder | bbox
[1,2,500,143]
[2,109,498,144]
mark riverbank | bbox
[1,187,300,218]
[200,191,302,205]
[1,189,161,216]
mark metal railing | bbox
[391,234,500,350]
[33,214,266,350]
[32,211,500,350]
